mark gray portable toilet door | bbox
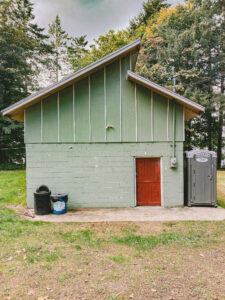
[192,154,213,204]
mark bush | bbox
[0,163,25,170]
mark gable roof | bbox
[127,71,205,120]
[2,39,141,121]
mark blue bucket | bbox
[51,193,68,214]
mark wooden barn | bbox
[2,39,205,208]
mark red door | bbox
[136,158,161,206]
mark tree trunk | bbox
[217,77,224,169]
[207,111,212,151]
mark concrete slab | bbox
[26,206,225,223]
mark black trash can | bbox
[34,185,51,215]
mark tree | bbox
[0,0,52,167]
[68,29,132,71]
[68,1,169,72]
[48,14,70,82]
[67,35,88,72]
[136,0,225,166]
[214,0,225,168]
[128,0,169,38]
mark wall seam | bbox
[173,100,176,157]
[183,105,185,141]
[104,66,107,143]
[135,83,138,142]
[73,83,76,143]
[151,90,154,141]
[120,58,122,142]
[89,76,91,143]
[24,109,26,144]
[167,98,169,141]
[57,92,60,142]
[41,100,43,143]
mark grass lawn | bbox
[0,170,225,300]
[217,170,225,208]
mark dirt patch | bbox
[1,208,225,300]
[1,241,225,300]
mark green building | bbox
[2,39,204,208]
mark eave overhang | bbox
[2,39,141,121]
[127,70,205,120]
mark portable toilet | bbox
[185,150,217,207]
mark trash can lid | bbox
[36,185,51,193]
[51,193,68,202]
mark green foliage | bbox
[68,0,170,71]
[48,14,89,77]
[0,163,25,170]
[48,14,70,82]
[128,0,169,37]
[0,0,53,166]
[67,35,88,72]
[69,29,132,71]
[136,0,225,162]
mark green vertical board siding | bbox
[106,60,120,142]
[90,69,105,142]
[175,102,183,141]
[168,100,174,142]
[131,52,138,71]
[24,51,185,144]
[153,92,167,141]
[75,78,89,142]
[26,102,41,143]
[137,84,151,141]
[43,93,58,142]
[168,100,183,142]
[59,85,74,142]
[169,100,176,141]
[121,55,136,142]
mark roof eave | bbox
[2,39,141,119]
[127,71,205,118]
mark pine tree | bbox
[48,15,70,82]
[0,0,52,167]
[67,35,88,72]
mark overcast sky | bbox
[33,0,184,42]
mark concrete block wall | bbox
[26,142,184,208]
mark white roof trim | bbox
[2,39,141,117]
[127,70,205,113]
